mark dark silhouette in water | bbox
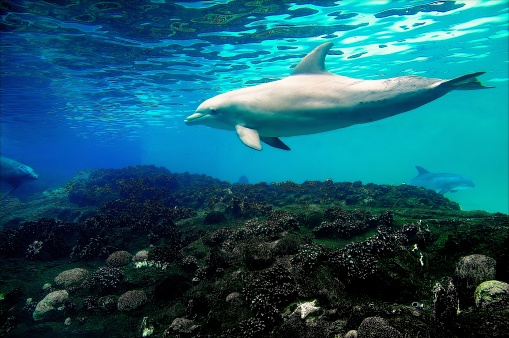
[408,166,475,194]
[0,156,38,200]
[237,175,249,184]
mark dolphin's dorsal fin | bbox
[235,124,262,151]
[291,42,334,75]
[416,166,430,175]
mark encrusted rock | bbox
[432,277,459,324]
[133,250,149,262]
[455,254,496,289]
[226,292,241,303]
[98,295,117,311]
[82,266,124,293]
[33,290,69,321]
[474,280,509,310]
[345,330,358,338]
[169,317,200,334]
[117,290,147,311]
[54,268,89,288]
[357,316,403,338]
[106,250,132,267]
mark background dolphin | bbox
[185,42,492,151]
[0,156,39,200]
[408,166,475,194]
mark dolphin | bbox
[185,42,491,151]
[408,166,475,194]
[0,156,39,200]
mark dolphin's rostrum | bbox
[185,42,492,151]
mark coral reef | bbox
[0,165,507,337]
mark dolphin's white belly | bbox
[230,74,443,137]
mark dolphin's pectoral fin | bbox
[438,188,449,194]
[291,42,334,75]
[261,137,291,151]
[235,125,262,150]
[450,190,458,193]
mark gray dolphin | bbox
[408,166,475,194]
[0,156,39,200]
[185,42,491,151]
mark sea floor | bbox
[0,165,508,337]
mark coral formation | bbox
[33,290,69,321]
[456,254,497,287]
[106,250,133,267]
[0,166,507,337]
[54,268,89,288]
[356,316,403,338]
[82,266,125,294]
[117,290,147,311]
[474,280,509,310]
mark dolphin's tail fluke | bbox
[442,72,494,90]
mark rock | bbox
[133,250,149,262]
[106,250,133,267]
[432,277,459,324]
[54,268,89,288]
[33,290,69,321]
[225,292,241,303]
[117,290,147,311]
[169,317,200,334]
[455,254,496,289]
[474,280,509,310]
[357,316,403,338]
[344,330,358,338]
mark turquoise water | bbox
[1,0,508,213]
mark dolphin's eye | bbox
[209,108,217,115]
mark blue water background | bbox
[1,0,508,213]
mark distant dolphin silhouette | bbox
[408,166,475,194]
[185,42,492,151]
[0,156,39,200]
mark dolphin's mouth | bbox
[184,112,206,125]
